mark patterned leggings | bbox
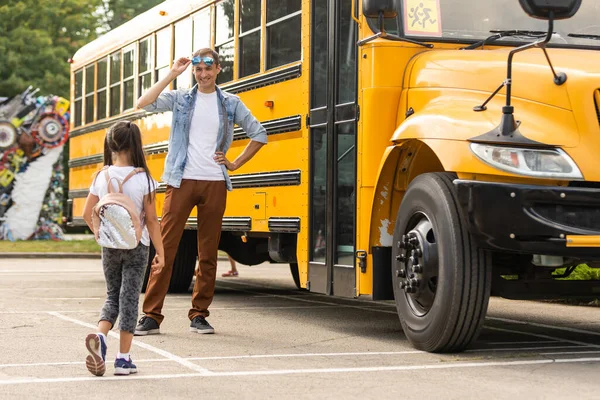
[99,244,149,333]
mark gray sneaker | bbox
[134,316,160,336]
[190,316,214,334]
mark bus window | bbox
[97,58,108,120]
[84,64,95,124]
[337,0,356,104]
[239,0,261,78]
[109,50,121,116]
[266,0,301,69]
[123,45,135,111]
[215,0,234,84]
[74,69,83,127]
[139,36,153,97]
[311,0,327,108]
[175,17,193,89]
[192,8,211,50]
[156,27,172,86]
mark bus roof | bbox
[71,0,209,70]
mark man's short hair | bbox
[192,48,220,66]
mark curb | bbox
[0,253,230,261]
[0,252,101,259]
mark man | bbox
[134,48,267,335]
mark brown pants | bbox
[143,179,227,324]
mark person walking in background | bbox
[81,121,164,376]
[222,254,239,277]
[134,47,266,336]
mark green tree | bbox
[98,0,163,32]
[0,0,102,98]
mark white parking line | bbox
[487,316,600,338]
[1,356,600,385]
[0,359,166,368]
[48,312,210,374]
[0,351,425,369]
[486,340,560,345]
[180,350,427,361]
[542,350,600,355]
[485,326,600,349]
[466,345,587,353]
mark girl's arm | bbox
[144,192,165,269]
[82,194,100,233]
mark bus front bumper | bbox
[453,179,600,260]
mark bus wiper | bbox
[461,30,548,50]
[568,33,600,40]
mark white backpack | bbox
[92,167,145,249]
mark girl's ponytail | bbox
[102,121,155,202]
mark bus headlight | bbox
[469,143,583,180]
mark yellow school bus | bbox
[68,0,600,352]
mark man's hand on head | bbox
[172,57,192,76]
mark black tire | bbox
[141,244,155,293]
[290,263,302,290]
[141,230,198,293]
[391,172,491,353]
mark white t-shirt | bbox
[182,91,225,181]
[89,166,158,246]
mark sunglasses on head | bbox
[192,56,215,66]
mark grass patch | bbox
[553,264,599,280]
[0,239,101,253]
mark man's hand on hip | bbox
[214,152,236,171]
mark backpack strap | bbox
[104,169,122,194]
[103,167,145,193]
[121,167,145,187]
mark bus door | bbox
[308,0,358,297]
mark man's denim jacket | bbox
[142,85,267,191]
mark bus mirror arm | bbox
[470,11,566,147]
[357,11,433,48]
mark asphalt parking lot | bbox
[1,258,600,399]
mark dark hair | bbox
[192,47,220,66]
[99,120,155,203]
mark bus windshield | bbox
[370,0,600,48]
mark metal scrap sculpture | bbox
[0,87,69,241]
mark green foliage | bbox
[98,0,163,32]
[553,264,600,280]
[0,0,102,98]
[0,0,163,98]
[0,239,100,253]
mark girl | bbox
[82,121,164,376]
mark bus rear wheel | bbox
[391,172,491,353]
[142,230,198,293]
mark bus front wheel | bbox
[391,172,491,353]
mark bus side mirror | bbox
[362,0,397,19]
[518,0,582,20]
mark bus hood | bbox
[402,48,600,148]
